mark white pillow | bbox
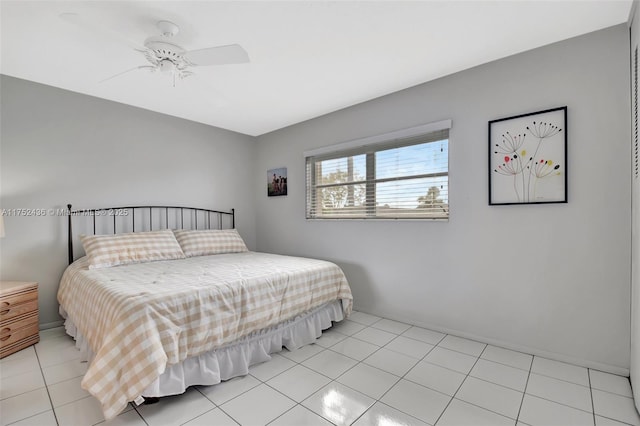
[80,229,185,269]
[173,229,248,257]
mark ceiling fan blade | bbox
[184,44,249,66]
[59,13,146,52]
[99,66,154,83]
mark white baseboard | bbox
[39,308,630,376]
[39,320,64,330]
[353,306,630,377]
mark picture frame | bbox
[267,167,287,197]
[489,106,567,205]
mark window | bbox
[305,122,450,219]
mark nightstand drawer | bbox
[0,322,39,350]
[0,334,39,359]
[0,282,39,359]
[1,289,37,312]
[0,298,38,322]
[1,312,38,338]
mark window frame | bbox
[305,120,451,220]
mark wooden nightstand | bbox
[0,281,39,358]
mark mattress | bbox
[58,251,353,419]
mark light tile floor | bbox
[1,312,639,426]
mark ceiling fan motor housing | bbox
[145,41,185,62]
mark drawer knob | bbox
[0,309,9,316]
[1,302,9,308]
[0,334,10,342]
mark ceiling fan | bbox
[60,14,249,87]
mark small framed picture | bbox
[489,106,567,205]
[267,167,287,197]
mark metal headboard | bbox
[67,204,235,264]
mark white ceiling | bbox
[1,1,632,136]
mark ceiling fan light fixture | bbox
[158,58,176,73]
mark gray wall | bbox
[1,24,632,374]
[0,75,257,327]
[255,25,632,373]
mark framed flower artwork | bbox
[489,106,567,205]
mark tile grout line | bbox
[305,329,396,424]
[330,323,438,424]
[470,354,531,374]
[60,322,610,425]
[175,389,234,426]
[431,343,488,425]
[343,330,447,426]
[529,370,594,389]
[0,378,51,402]
[17,320,634,426]
[338,319,540,378]
[322,322,408,370]
[588,369,597,426]
[94,405,138,425]
[396,326,607,388]
[316,354,520,426]
[177,409,217,426]
[202,353,322,426]
[260,381,333,426]
[212,401,243,426]
[348,334,396,349]
[593,414,637,426]
[130,406,150,426]
[274,321,444,425]
[520,393,599,416]
[128,324,630,425]
[159,329,615,426]
[34,345,61,426]
[130,392,151,426]
[515,352,535,424]
[406,334,511,364]
[424,343,538,423]
[186,390,241,425]
[360,331,448,424]
[263,404,320,426]
[336,367,402,425]
[526,362,609,417]
[254,359,375,426]
[214,374,270,409]
[525,370,632,400]
[441,357,535,403]
[514,359,604,420]
[0,346,58,424]
[457,359,531,413]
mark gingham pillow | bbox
[80,229,186,269]
[173,229,248,257]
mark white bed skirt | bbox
[62,300,346,398]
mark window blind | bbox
[306,127,449,220]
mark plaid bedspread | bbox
[57,252,353,419]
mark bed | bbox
[58,205,353,420]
